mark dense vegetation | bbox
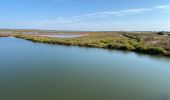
[0,30,170,56]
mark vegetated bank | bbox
[0,30,170,56]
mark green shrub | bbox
[157,31,168,35]
[146,47,166,54]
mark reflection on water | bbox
[0,37,170,100]
[39,34,87,38]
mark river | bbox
[0,37,170,100]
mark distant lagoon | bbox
[37,34,87,38]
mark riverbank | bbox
[0,31,170,56]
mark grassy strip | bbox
[0,32,169,56]
[14,32,169,56]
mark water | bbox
[39,34,87,38]
[0,37,170,100]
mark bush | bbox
[146,47,166,54]
[157,31,168,35]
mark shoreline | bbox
[0,32,170,57]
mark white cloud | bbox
[35,17,73,24]
[155,5,170,9]
[111,8,153,16]
[34,8,153,25]
[155,5,170,12]
[33,7,157,25]
[71,8,152,19]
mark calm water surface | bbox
[0,37,170,100]
[39,34,86,38]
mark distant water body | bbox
[38,34,87,38]
[0,37,170,100]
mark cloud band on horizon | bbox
[28,4,170,25]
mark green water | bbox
[0,37,170,100]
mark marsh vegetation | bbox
[0,30,170,56]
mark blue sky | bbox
[0,0,170,31]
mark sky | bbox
[0,0,170,31]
